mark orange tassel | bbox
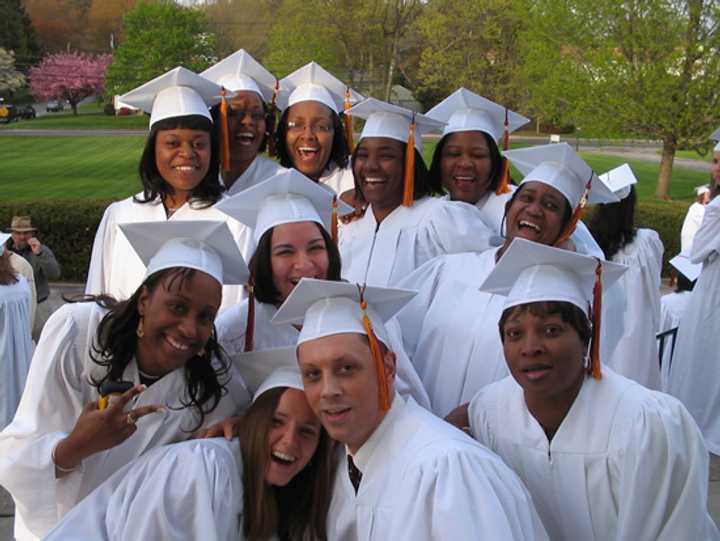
[402,116,416,207]
[343,87,354,154]
[360,299,391,412]
[331,195,339,244]
[268,80,279,158]
[588,261,603,379]
[244,281,255,353]
[554,175,592,246]
[495,108,511,195]
[219,88,231,172]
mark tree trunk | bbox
[383,32,399,102]
[655,136,676,199]
[71,101,78,115]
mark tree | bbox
[203,0,274,59]
[23,0,88,54]
[0,48,24,93]
[105,1,217,96]
[0,0,42,67]
[29,51,112,114]
[522,0,720,199]
[413,0,525,109]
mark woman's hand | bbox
[194,415,243,441]
[445,403,470,432]
[53,385,164,475]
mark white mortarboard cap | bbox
[119,221,249,286]
[272,278,417,347]
[504,143,619,209]
[200,49,276,103]
[711,127,720,141]
[670,253,702,282]
[480,238,627,312]
[715,141,720,152]
[215,169,353,243]
[426,88,529,140]
[277,61,363,113]
[345,97,444,152]
[0,232,9,255]
[598,163,637,200]
[232,347,303,402]
[119,67,221,128]
[695,185,711,196]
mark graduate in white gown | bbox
[681,185,710,253]
[201,49,284,195]
[455,238,718,541]
[45,348,335,541]
[0,221,251,540]
[668,193,720,453]
[0,233,33,429]
[660,253,700,332]
[587,164,663,388]
[214,168,350,355]
[274,62,362,196]
[425,87,530,236]
[396,143,619,417]
[273,278,549,541]
[84,67,254,313]
[339,98,495,287]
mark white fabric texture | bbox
[318,161,355,195]
[469,367,718,541]
[668,195,720,453]
[328,394,549,541]
[0,276,34,429]
[224,156,284,196]
[84,193,254,314]
[339,196,493,287]
[0,302,248,540]
[8,253,36,328]
[44,438,243,541]
[680,201,706,254]
[603,228,663,389]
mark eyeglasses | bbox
[287,120,334,134]
[228,109,266,122]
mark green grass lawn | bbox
[0,135,707,202]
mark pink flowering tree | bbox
[29,52,113,115]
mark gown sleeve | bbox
[691,196,720,263]
[681,202,705,254]
[0,304,93,538]
[44,438,244,541]
[84,203,117,295]
[215,301,249,357]
[390,445,549,541]
[611,391,720,541]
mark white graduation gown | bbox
[395,239,625,418]
[45,438,243,541]
[84,193,254,313]
[0,276,33,429]
[443,186,515,239]
[603,228,663,389]
[681,201,706,254]
[328,394,549,541]
[216,300,430,409]
[0,302,249,540]
[668,196,720,453]
[224,156,284,196]
[468,367,718,541]
[658,292,691,390]
[319,161,355,195]
[339,196,493,287]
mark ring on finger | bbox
[126,412,136,426]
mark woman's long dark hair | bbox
[428,131,504,197]
[88,267,229,431]
[351,141,440,204]
[240,386,334,541]
[275,107,349,171]
[0,250,18,286]
[135,115,223,208]
[250,223,342,305]
[587,185,637,260]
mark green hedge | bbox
[0,200,112,282]
[0,197,691,284]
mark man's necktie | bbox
[347,455,363,494]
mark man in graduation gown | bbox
[272,278,549,541]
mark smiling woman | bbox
[84,67,255,314]
[0,221,252,540]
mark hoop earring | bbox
[136,317,145,338]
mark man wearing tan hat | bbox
[8,216,60,338]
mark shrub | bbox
[0,200,112,282]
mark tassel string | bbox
[496,107,511,195]
[357,284,391,411]
[343,87,354,154]
[554,173,593,246]
[402,114,417,207]
[219,88,231,173]
[588,260,603,379]
[244,279,256,353]
[331,195,339,244]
